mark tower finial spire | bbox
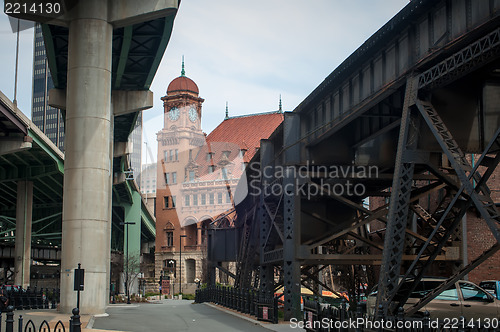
[279,94,282,112]
[181,55,185,76]
[225,102,229,119]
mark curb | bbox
[203,302,299,332]
[86,315,95,329]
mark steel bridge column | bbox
[207,230,216,286]
[376,77,419,315]
[14,181,33,288]
[283,113,302,321]
[60,0,113,314]
[259,139,274,298]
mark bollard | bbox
[38,288,43,309]
[5,305,14,332]
[71,307,82,332]
[273,296,278,324]
[249,291,254,316]
[237,288,242,312]
[245,289,250,314]
[340,299,346,332]
[17,315,23,332]
[43,288,49,309]
[51,288,56,309]
[422,311,430,332]
[458,316,465,332]
[376,304,384,332]
[397,307,405,332]
[376,304,384,321]
[355,302,363,332]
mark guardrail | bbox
[195,285,279,324]
[4,287,59,310]
[0,305,81,332]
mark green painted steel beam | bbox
[32,181,57,203]
[144,15,175,89]
[32,232,61,238]
[10,153,29,166]
[47,174,63,189]
[0,166,60,185]
[32,212,62,225]
[29,129,64,173]
[140,206,155,239]
[37,177,63,200]
[0,155,17,168]
[115,26,133,89]
[33,216,61,235]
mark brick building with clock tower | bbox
[155,62,284,294]
[155,63,206,294]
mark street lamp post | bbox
[179,234,187,296]
[120,221,136,304]
[144,141,148,204]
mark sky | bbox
[0,0,409,163]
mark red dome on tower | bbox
[166,57,199,95]
[167,76,199,95]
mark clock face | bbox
[189,107,198,122]
[169,107,180,121]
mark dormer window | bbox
[208,165,216,173]
[239,149,247,158]
[206,152,214,162]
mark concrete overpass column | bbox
[14,180,33,288]
[60,0,113,314]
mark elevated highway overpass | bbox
[6,0,179,314]
[0,90,155,288]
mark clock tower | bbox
[155,60,205,286]
[161,60,204,132]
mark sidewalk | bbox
[10,309,116,332]
[204,302,303,331]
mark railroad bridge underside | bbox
[208,0,500,321]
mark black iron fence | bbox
[4,288,60,310]
[302,298,499,332]
[195,285,279,324]
[0,305,81,332]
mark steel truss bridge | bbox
[208,0,500,320]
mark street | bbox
[93,300,275,332]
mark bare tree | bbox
[124,253,141,299]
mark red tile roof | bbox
[193,111,283,180]
[206,111,283,161]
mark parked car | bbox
[2,285,20,292]
[480,281,500,300]
[367,278,500,320]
